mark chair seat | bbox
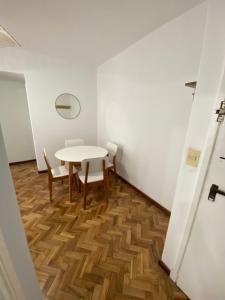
[51,165,77,178]
[78,171,104,183]
[106,161,114,169]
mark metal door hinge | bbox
[216,100,225,122]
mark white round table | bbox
[55,145,108,162]
[55,145,108,202]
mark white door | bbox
[177,105,225,299]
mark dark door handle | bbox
[208,184,225,201]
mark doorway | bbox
[0,71,35,164]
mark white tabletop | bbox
[55,145,108,162]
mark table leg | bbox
[69,162,73,202]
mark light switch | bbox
[186,148,201,167]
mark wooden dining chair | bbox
[106,142,118,174]
[78,157,109,209]
[64,138,84,147]
[43,148,77,201]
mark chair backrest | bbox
[106,142,118,162]
[64,138,84,147]
[43,148,52,175]
[81,157,107,183]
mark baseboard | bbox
[158,259,171,276]
[175,284,191,300]
[116,175,171,274]
[117,174,171,217]
[38,169,47,174]
[9,159,36,166]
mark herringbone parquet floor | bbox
[10,161,187,300]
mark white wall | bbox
[0,125,42,300]
[0,78,35,163]
[97,3,207,210]
[162,0,225,277]
[0,48,97,170]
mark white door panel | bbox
[177,120,225,300]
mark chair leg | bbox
[49,179,53,202]
[113,163,117,175]
[73,174,78,191]
[113,156,117,175]
[61,161,65,184]
[78,178,81,193]
[69,162,73,203]
[104,174,109,204]
[84,183,87,209]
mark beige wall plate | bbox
[186,148,201,167]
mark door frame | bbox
[0,229,26,300]
[171,65,225,282]
[0,124,42,300]
[0,71,36,164]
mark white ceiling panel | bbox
[0,0,205,66]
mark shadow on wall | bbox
[115,144,129,180]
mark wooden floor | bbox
[10,161,187,300]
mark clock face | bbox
[55,93,81,120]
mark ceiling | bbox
[0,0,205,67]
